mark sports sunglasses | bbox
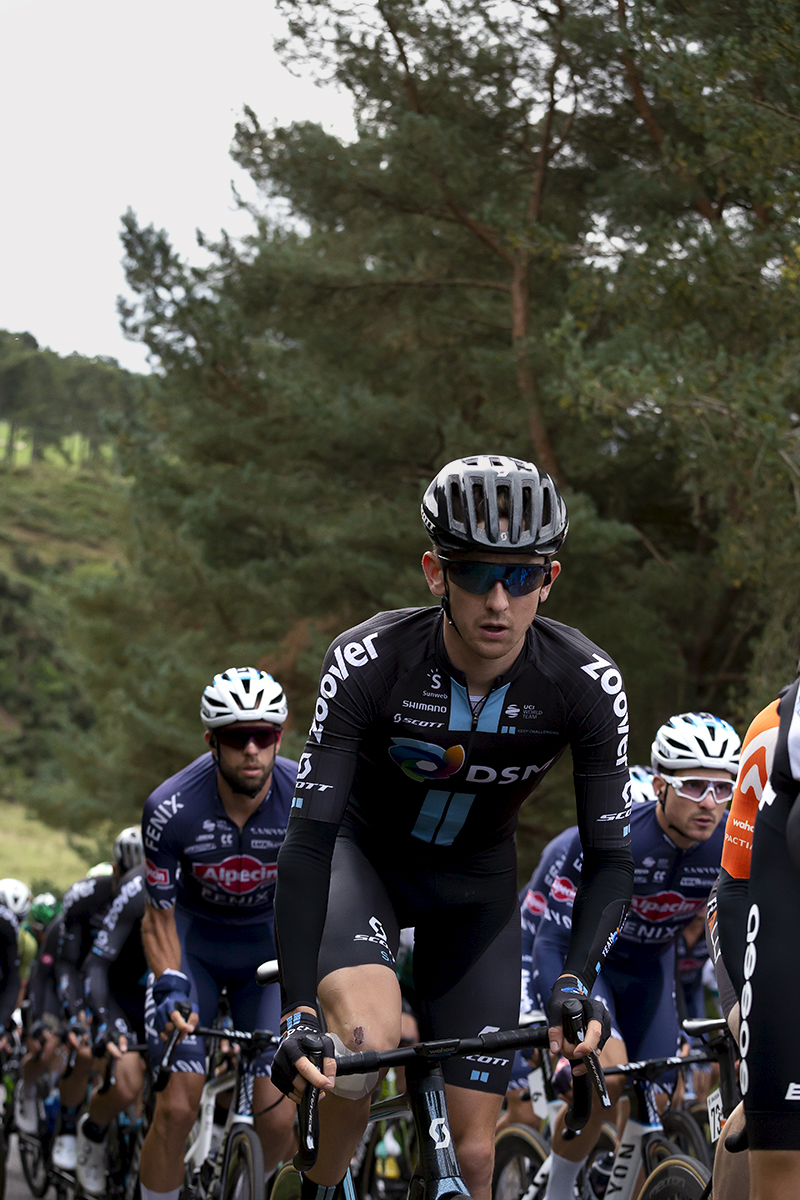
[215,726,280,750]
[439,555,550,598]
[659,774,735,803]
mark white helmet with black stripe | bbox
[201,667,288,729]
[650,712,741,775]
[0,878,32,918]
[113,826,144,872]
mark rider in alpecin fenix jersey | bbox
[273,455,635,1200]
[533,711,740,1200]
[138,668,297,1200]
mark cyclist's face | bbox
[654,767,732,846]
[423,548,560,668]
[205,720,281,798]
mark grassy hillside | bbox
[0,457,128,575]
[0,799,96,891]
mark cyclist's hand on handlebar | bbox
[272,1011,336,1103]
[152,970,199,1041]
[547,975,610,1073]
[159,1005,198,1042]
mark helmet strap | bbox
[440,566,464,641]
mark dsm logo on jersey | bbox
[388,738,465,783]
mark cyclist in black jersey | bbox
[76,862,148,1195]
[50,831,143,1171]
[273,455,634,1200]
[733,672,800,1199]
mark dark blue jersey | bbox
[532,800,726,1004]
[143,752,297,925]
[519,827,577,1015]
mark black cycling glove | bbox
[272,1011,334,1097]
[547,974,611,1050]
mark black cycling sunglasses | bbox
[439,555,550,598]
[215,726,280,750]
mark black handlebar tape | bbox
[153,999,194,1093]
[561,999,596,1137]
[294,1033,325,1173]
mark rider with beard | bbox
[138,668,298,1200]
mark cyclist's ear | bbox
[422,550,446,596]
[539,559,561,601]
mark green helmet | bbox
[29,892,60,928]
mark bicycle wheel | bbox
[221,1125,265,1200]
[492,1123,549,1200]
[636,1153,711,1199]
[358,1116,417,1200]
[268,1162,301,1200]
[18,1133,50,1197]
[661,1110,713,1168]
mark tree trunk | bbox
[510,258,563,485]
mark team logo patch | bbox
[388,738,465,783]
[630,891,704,922]
[145,859,169,887]
[524,890,547,916]
[550,876,577,905]
[192,856,277,893]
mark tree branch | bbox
[311,276,512,292]
[616,0,721,223]
[376,0,424,114]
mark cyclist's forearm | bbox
[716,868,749,999]
[142,902,182,977]
[275,818,339,1014]
[562,847,633,989]
[83,952,111,1029]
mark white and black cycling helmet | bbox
[113,826,144,872]
[650,712,741,776]
[629,765,658,804]
[0,878,32,918]
[421,455,568,556]
[200,667,288,729]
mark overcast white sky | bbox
[0,0,356,372]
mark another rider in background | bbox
[0,881,22,1052]
[138,668,297,1200]
[532,712,739,1200]
[507,766,658,1126]
[0,878,32,1010]
[15,894,66,1135]
[76,829,146,1196]
[52,844,134,1170]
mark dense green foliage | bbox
[11,2,800,877]
[0,333,134,854]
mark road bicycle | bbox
[269,1000,602,1200]
[171,975,284,1200]
[493,1014,739,1200]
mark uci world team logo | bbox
[388,738,465,783]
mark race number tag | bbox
[707,1088,723,1142]
[527,1067,549,1121]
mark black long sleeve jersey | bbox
[275,606,635,1012]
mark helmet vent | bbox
[541,487,551,530]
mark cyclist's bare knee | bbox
[319,965,402,1051]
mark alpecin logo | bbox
[192,856,277,894]
[388,738,465,783]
